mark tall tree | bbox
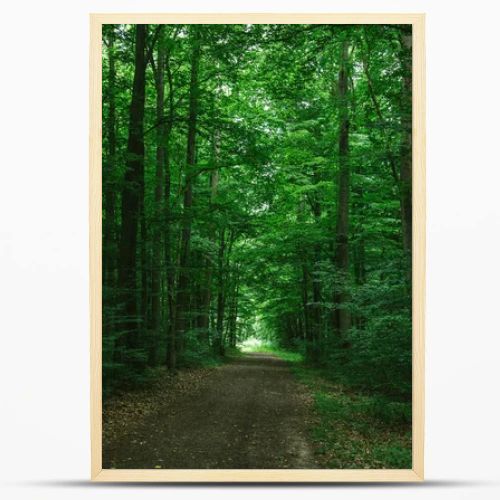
[198,126,220,337]
[118,24,147,350]
[333,39,351,340]
[163,36,176,369]
[399,27,413,262]
[103,25,117,289]
[150,26,166,364]
[172,27,201,369]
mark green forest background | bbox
[102,23,412,429]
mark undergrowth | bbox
[245,341,412,469]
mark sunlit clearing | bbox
[238,337,268,352]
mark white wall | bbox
[1,0,499,498]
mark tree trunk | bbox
[103,26,117,290]
[150,26,165,365]
[173,27,201,369]
[352,187,366,330]
[301,264,310,344]
[228,265,240,348]
[140,200,149,329]
[118,24,147,350]
[162,49,176,370]
[214,228,226,355]
[297,200,311,346]
[399,29,412,266]
[333,40,351,341]
[198,128,220,337]
[310,198,322,361]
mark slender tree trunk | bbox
[103,26,117,290]
[198,128,220,337]
[118,25,147,351]
[352,155,366,329]
[162,51,176,370]
[304,170,323,361]
[173,27,201,369]
[102,25,118,360]
[228,265,240,347]
[311,200,322,361]
[232,278,239,347]
[399,29,413,267]
[297,200,311,346]
[333,40,351,341]
[214,228,226,355]
[301,264,310,343]
[149,27,165,366]
[140,201,149,328]
[310,265,321,360]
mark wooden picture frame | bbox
[90,12,425,482]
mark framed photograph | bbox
[90,13,425,482]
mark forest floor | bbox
[103,352,319,469]
[103,350,411,469]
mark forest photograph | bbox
[100,22,414,470]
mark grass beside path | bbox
[241,341,412,469]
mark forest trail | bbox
[103,353,318,469]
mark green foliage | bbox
[240,338,304,363]
[270,346,411,469]
[371,442,412,469]
[102,23,413,459]
[177,330,223,369]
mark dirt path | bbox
[103,353,318,469]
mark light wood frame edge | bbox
[411,13,425,482]
[90,12,425,483]
[90,12,103,481]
